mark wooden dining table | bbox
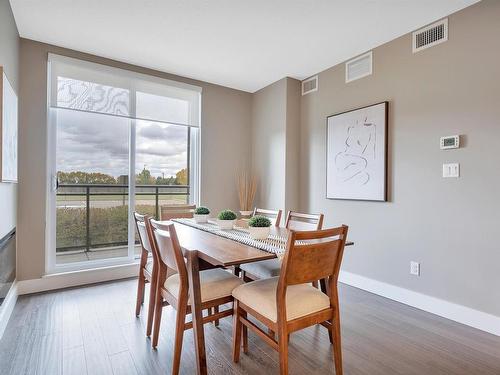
[164,220,353,375]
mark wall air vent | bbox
[413,18,448,53]
[302,75,318,95]
[345,51,372,83]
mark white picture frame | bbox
[326,102,388,201]
[1,67,18,183]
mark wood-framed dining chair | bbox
[239,211,324,281]
[284,211,324,231]
[252,207,283,227]
[133,212,157,337]
[160,204,196,220]
[148,218,244,375]
[232,225,349,375]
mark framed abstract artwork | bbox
[0,67,18,183]
[326,102,388,201]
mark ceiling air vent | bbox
[345,51,372,83]
[302,76,318,95]
[413,18,448,53]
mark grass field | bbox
[55,197,187,251]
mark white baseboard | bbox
[17,263,139,295]
[0,280,18,340]
[339,271,500,337]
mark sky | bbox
[56,108,189,179]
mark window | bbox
[46,54,201,273]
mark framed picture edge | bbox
[325,101,389,202]
[0,66,4,182]
[0,66,19,183]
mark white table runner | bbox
[172,218,288,258]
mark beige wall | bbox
[251,78,287,212]
[300,0,500,316]
[0,0,19,239]
[17,39,252,280]
[251,77,300,219]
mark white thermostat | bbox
[440,135,460,149]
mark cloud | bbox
[138,121,187,142]
[56,109,188,178]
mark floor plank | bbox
[110,351,139,375]
[62,346,87,375]
[0,278,499,375]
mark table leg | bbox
[186,250,207,375]
[233,265,241,277]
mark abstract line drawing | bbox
[327,102,387,201]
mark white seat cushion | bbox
[232,277,330,322]
[165,268,243,304]
[240,259,281,279]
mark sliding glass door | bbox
[46,54,201,273]
[54,109,132,265]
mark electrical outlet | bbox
[410,261,420,276]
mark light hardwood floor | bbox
[0,278,499,374]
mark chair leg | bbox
[242,310,248,354]
[232,301,242,363]
[214,305,219,327]
[172,302,187,375]
[146,277,157,337]
[328,320,333,344]
[151,291,164,349]
[331,315,343,375]
[241,270,246,281]
[135,274,145,317]
[278,327,289,375]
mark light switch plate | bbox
[443,163,459,178]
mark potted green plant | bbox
[248,215,272,239]
[217,209,237,230]
[193,206,210,223]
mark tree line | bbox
[57,168,188,185]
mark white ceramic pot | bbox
[248,226,270,240]
[240,210,253,217]
[193,214,209,223]
[217,219,235,230]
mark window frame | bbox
[45,55,201,275]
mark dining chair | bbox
[252,207,283,227]
[148,218,244,375]
[239,211,324,281]
[160,204,196,220]
[133,212,157,337]
[232,225,349,375]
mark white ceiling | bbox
[10,0,479,92]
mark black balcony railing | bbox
[56,184,190,253]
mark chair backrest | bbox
[134,212,153,253]
[277,226,348,305]
[149,219,187,288]
[160,204,196,220]
[285,211,324,231]
[253,208,283,227]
